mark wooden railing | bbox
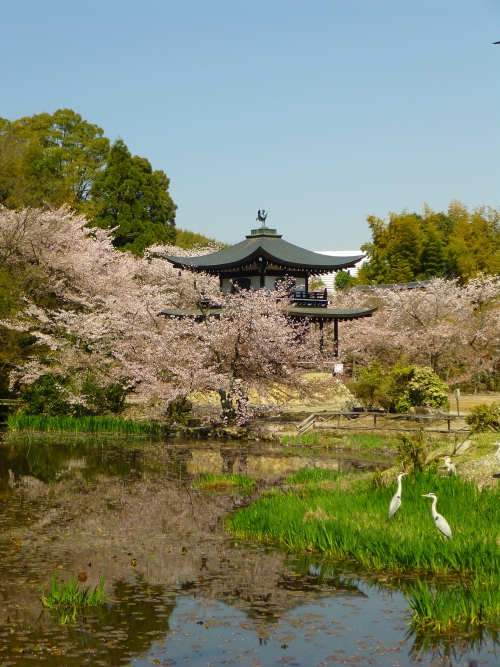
[297,411,469,434]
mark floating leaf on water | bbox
[55,563,63,569]
[182,546,188,555]
[131,559,137,567]
[78,571,88,582]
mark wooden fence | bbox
[297,411,469,435]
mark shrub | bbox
[387,364,449,413]
[19,373,131,417]
[334,270,356,290]
[348,361,390,410]
[395,433,426,472]
[465,403,500,433]
[19,374,74,416]
[166,397,193,424]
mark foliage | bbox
[89,139,176,256]
[334,270,356,290]
[7,414,158,434]
[0,109,110,212]
[395,433,426,472]
[464,402,500,433]
[348,360,389,410]
[41,573,106,608]
[166,397,193,424]
[18,373,131,416]
[386,364,449,413]
[175,228,227,250]
[358,202,500,285]
[229,471,500,576]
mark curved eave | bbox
[286,307,378,321]
[163,238,365,274]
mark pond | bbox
[0,433,496,666]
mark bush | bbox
[395,433,426,472]
[19,374,74,416]
[166,397,193,424]
[19,373,131,416]
[465,403,500,433]
[387,364,449,413]
[334,270,356,290]
[348,361,390,410]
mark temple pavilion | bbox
[160,218,377,356]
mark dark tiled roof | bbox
[163,234,364,274]
[286,307,377,320]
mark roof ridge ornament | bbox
[256,209,268,227]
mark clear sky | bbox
[1,0,499,249]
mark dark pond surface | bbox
[0,433,497,667]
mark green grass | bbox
[282,433,322,446]
[7,414,159,435]
[286,469,342,485]
[193,473,254,493]
[407,576,500,631]
[228,470,500,576]
[41,574,106,609]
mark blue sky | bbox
[1,0,499,249]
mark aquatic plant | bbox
[407,577,500,631]
[229,471,500,576]
[7,414,159,435]
[193,473,254,493]
[41,574,106,609]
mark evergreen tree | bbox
[89,140,177,255]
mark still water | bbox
[0,434,497,667]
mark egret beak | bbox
[422,493,431,497]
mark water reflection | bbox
[0,434,496,666]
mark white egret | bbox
[422,493,452,539]
[443,456,456,476]
[388,472,407,519]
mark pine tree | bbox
[89,140,177,255]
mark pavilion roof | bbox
[159,306,377,321]
[163,228,365,275]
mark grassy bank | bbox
[228,469,500,576]
[7,414,159,435]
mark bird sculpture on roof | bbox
[443,456,457,476]
[422,493,452,539]
[388,472,407,519]
[257,209,268,224]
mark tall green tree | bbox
[358,202,500,285]
[0,109,110,212]
[89,139,177,255]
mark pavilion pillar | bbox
[305,273,309,298]
[259,257,266,288]
[319,320,324,352]
[333,319,339,358]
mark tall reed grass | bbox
[41,574,106,608]
[7,414,159,435]
[229,470,500,576]
[407,577,500,631]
